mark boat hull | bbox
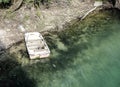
[25,32,50,59]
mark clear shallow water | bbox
[0,9,120,87]
[30,26,120,87]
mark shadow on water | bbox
[0,52,36,87]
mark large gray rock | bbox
[0,0,94,50]
[115,0,120,9]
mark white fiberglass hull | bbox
[25,32,50,59]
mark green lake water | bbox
[0,9,120,87]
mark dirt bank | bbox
[0,0,94,50]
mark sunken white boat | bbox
[25,32,50,59]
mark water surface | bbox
[0,9,120,87]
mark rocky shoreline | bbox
[0,0,119,50]
[0,0,95,50]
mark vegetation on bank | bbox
[0,0,51,8]
[0,0,53,12]
[0,0,117,9]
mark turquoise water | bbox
[29,24,120,87]
[0,9,120,87]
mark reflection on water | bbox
[0,9,120,87]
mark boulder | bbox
[115,0,120,9]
